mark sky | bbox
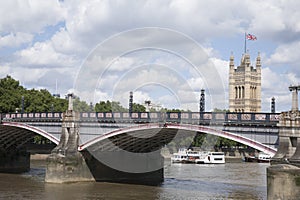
[0,0,300,112]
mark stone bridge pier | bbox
[45,94,94,183]
[45,94,164,185]
[268,85,300,199]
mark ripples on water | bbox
[0,160,268,200]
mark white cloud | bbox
[0,0,64,33]
[0,32,33,48]
[14,41,78,68]
[1,0,300,112]
[267,41,300,65]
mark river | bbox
[0,160,268,200]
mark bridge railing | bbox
[1,112,63,121]
[1,112,281,124]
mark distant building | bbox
[229,52,261,112]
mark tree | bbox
[0,76,69,113]
[95,100,127,112]
[73,97,93,112]
[0,75,26,113]
[213,108,229,112]
[132,103,146,112]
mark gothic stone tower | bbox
[229,53,261,112]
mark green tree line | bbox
[0,75,148,113]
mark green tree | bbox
[24,89,55,112]
[132,103,146,112]
[95,100,127,112]
[73,97,93,112]
[0,75,69,113]
[0,75,26,113]
[213,108,229,112]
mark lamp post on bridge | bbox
[199,89,205,113]
[271,97,275,113]
[129,91,133,116]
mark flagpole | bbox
[244,32,247,54]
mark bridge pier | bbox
[81,149,164,186]
[271,110,300,164]
[268,85,300,199]
[0,148,30,173]
[45,94,94,183]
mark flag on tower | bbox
[246,33,257,40]
[244,33,257,53]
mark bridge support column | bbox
[271,110,300,164]
[0,148,30,173]
[267,164,300,199]
[45,94,94,183]
[268,86,300,199]
[81,149,164,186]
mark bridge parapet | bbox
[1,112,281,125]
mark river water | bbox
[0,160,268,200]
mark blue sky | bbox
[0,0,300,112]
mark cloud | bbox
[267,41,300,66]
[14,41,79,69]
[0,1,64,33]
[1,0,300,112]
[0,32,33,48]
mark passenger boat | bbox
[171,149,225,164]
[171,148,188,163]
[244,152,271,163]
[195,152,225,164]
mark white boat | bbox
[244,152,271,163]
[171,149,225,164]
[171,148,188,163]
[195,152,225,164]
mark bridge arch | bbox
[80,123,277,156]
[1,122,59,147]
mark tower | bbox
[229,52,261,112]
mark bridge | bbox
[1,111,279,153]
[0,108,280,184]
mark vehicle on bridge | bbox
[171,148,225,164]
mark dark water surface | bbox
[0,160,268,200]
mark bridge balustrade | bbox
[1,112,281,125]
[1,112,62,121]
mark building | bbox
[229,52,261,112]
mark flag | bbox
[246,33,257,40]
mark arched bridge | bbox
[0,112,279,156]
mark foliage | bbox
[0,75,68,113]
[213,108,230,112]
[159,108,190,112]
[95,101,128,112]
[0,75,26,113]
[132,103,146,112]
[73,97,93,112]
[191,132,242,149]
